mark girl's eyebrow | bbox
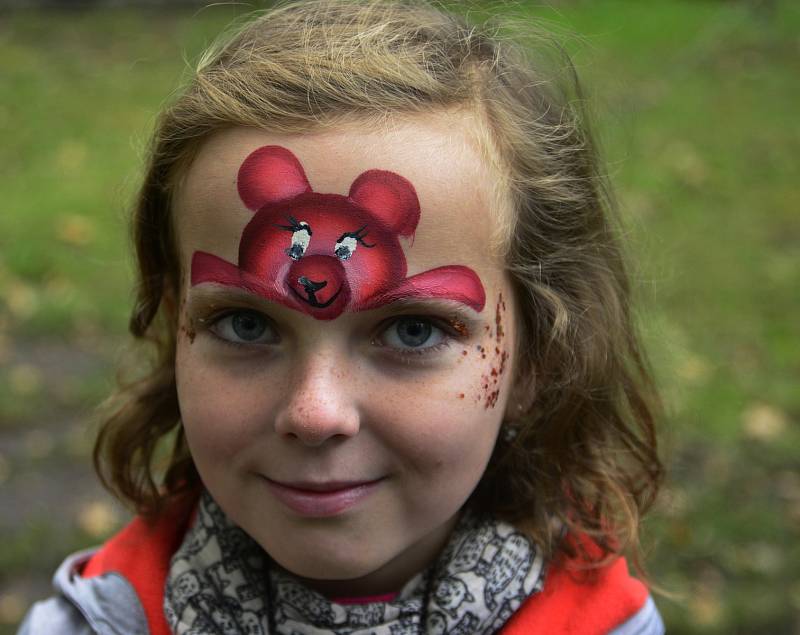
[184,285,275,312]
[368,295,483,318]
[185,284,485,323]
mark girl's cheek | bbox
[175,336,261,459]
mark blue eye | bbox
[382,317,445,350]
[211,310,278,345]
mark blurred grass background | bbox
[0,1,798,633]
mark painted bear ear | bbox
[348,170,421,237]
[237,145,312,211]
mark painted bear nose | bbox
[288,255,348,313]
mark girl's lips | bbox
[263,477,383,517]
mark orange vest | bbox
[82,501,648,635]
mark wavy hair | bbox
[94,0,663,573]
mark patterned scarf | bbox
[164,492,545,634]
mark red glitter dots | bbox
[476,293,511,409]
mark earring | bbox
[502,422,519,443]
[501,402,526,442]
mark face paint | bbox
[191,146,486,319]
[476,293,509,409]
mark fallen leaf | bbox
[677,354,712,383]
[43,273,76,298]
[688,591,723,628]
[742,402,788,441]
[56,214,95,247]
[0,592,25,625]
[77,500,119,538]
[9,363,43,396]
[3,281,38,319]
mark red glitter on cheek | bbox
[476,293,510,409]
[450,318,469,337]
[495,291,505,344]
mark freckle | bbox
[459,393,465,399]
[481,353,486,359]
[495,347,500,355]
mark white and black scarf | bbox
[164,492,545,634]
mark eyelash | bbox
[196,309,468,359]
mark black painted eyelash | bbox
[336,225,375,248]
[277,215,312,234]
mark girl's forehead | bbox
[174,115,506,279]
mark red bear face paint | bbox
[190,146,485,319]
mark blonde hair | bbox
[95,0,662,573]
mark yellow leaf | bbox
[77,500,119,538]
[3,281,38,319]
[56,214,95,247]
[742,402,788,441]
[0,592,26,625]
[9,363,42,396]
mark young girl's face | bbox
[174,114,517,595]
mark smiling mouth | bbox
[263,477,384,517]
[290,284,342,308]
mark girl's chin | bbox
[270,554,399,597]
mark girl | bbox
[19,1,665,633]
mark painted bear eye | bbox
[278,216,312,261]
[287,226,311,260]
[334,235,358,260]
[334,226,375,261]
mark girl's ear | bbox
[349,169,420,237]
[237,145,312,211]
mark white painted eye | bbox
[285,222,311,260]
[334,235,358,261]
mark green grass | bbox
[1,2,798,633]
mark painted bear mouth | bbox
[290,284,343,309]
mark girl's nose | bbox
[273,352,360,446]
